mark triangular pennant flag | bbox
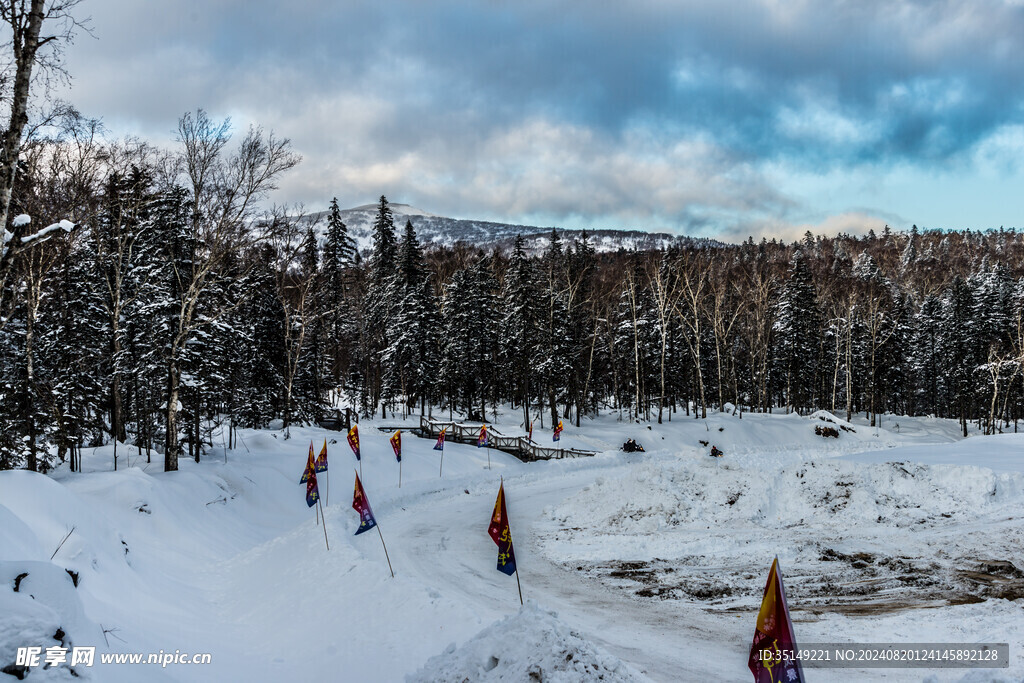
[487,481,517,576]
[304,454,320,508]
[390,430,402,462]
[300,442,315,483]
[315,439,329,505]
[347,424,361,460]
[352,472,377,535]
[748,558,804,683]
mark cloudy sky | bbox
[53,0,1024,241]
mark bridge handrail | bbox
[418,415,596,460]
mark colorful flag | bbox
[315,440,328,472]
[304,451,320,508]
[477,424,488,448]
[433,428,446,451]
[300,442,315,483]
[390,430,402,462]
[352,473,377,535]
[487,482,517,576]
[748,558,804,683]
[347,424,360,460]
[528,420,534,442]
[315,439,329,505]
[553,419,563,442]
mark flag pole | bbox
[515,569,523,605]
[317,498,330,550]
[377,525,395,577]
[399,458,402,488]
[439,448,444,477]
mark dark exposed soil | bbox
[579,554,1024,616]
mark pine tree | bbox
[365,195,398,416]
[440,257,498,419]
[499,235,540,428]
[537,230,572,424]
[383,220,438,416]
[321,197,359,389]
[774,249,820,413]
[940,277,977,436]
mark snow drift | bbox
[407,603,646,682]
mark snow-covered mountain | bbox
[306,203,721,255]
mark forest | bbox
[3,110,1024,474]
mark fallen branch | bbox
[50,526,76,560]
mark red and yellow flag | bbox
[301,448,319,507]
[390,430,402,462]
[552,419,563,442]
[315,439,328,472]
[352,472,377,535]
[300,442,316,482]
[477,424,488,448]
[487,482,517,576]
[748,558,803,683]
[314,439,329,505]
[347,424,360,460]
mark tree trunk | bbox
[548,385,558,426]
[0,0,49,237]
[193,400,201,462]
[165,359,180,471]
[23,288,41,472]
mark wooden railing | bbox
[416,416,597,462]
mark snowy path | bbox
[382,464,748,681]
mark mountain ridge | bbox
[305,203,723,254]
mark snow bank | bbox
[407,603,646,682]
[542,457,1024,611]
[548,459,1024,537]
[0,561,105,678]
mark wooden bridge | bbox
[414,416,598,462]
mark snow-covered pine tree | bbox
[440,257,499,420]
[35,234,106,471]
[321,197,359,390]
[382,219,438,417]
[499,234,540,428]
[293,224,327,423]
[940,276,978,437]
[365,195,398,417]
[536,230,572,425]
[774,249,820,414]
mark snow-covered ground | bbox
[1,408,1022,681]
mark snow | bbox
[2,217,75,257]
[0,411,1021,681]
[408,603,645,682]
[20,219,75,244]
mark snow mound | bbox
[407,603,646,682]
[0,561,104,678]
